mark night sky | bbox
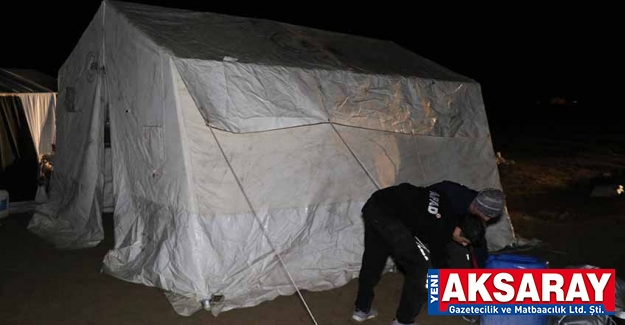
[2,1,621,132]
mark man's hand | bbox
[452,226,471,246]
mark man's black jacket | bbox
[361,183,457,268]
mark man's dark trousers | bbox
[355,207,430,324]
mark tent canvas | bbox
[28,0,516,316]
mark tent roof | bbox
[109,1,474,83]
[0,68,57,93]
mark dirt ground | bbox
[1,132,624,325]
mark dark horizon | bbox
[2,1,621,130]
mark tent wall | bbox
[174,54,513,253]
[100,3,200,298]
[132,65,379,314]
[114,59,511,315]
[28,6,106,248]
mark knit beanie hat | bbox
[473,188,505,218]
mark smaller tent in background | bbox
[0,68,57,204]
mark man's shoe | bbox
[352,308,378,322]
[462,315,479,323]
[391,319,415,325]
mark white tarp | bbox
[0,92,56,158]
[29,0,516,317]
[17,93,57,157]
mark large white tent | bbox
[28,0,516,316]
